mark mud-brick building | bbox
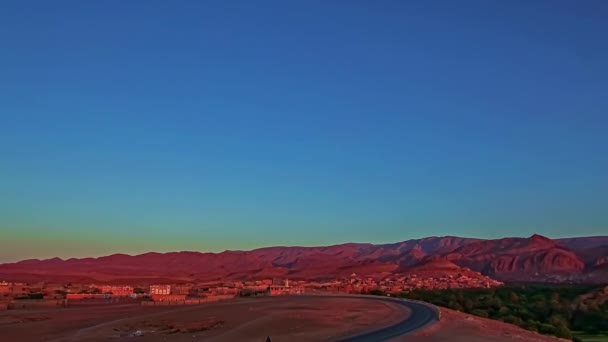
[149,284,171,295]
[100,285,134,296]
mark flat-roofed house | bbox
[150,285,171,295]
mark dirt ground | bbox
[0,297,574,342]
[394,307,570,342]
[0,296,409,342]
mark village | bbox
[0,272,502,311]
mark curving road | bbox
[324,295,438,342]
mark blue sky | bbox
[1,1,607,261]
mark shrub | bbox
[368,289,386,296]
[471,309,489,318]
[554,322,572,339]
[538,323,556,335]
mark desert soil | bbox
[394,307,570,342]
[0,296,409,342]
[1,296,575,342]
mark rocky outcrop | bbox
[487,248,584,274]
[440,235,586,281]
[596,256,608,267]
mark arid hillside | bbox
[0,235,606,284]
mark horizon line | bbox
[5,233,607,264]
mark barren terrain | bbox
[3,235,606,283]
[0,296,409,342]
[397,308,569,342]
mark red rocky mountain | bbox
[441,234,586,282]
[0,235,605,284]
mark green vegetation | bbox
[368,289,387,296]
[239,288,268,297]
[14,292,44,300]
[78,287,102,294]
[572,332,608,342]
[140,295,153,301]
[369,285,608,341]
[54,290,67,298]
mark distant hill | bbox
[0,235,606,284]
[556,236,608,250]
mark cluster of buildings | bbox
[149,284,188,301]
[0,272,502,310]
[148,278,304,302]
[1,281,68,310]
[268,278,304,296]
[100,285,134,296]
[26,278,305,304]
[375,273,503,292]
[304,272,502,294]
[0,281,29,297]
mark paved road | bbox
[331,295,438,342]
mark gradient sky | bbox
[1,1,607,262]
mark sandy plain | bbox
[1,296,575,342]
[0,296,409,342]
[396,307,569,342]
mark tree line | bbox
[369,285,608,341]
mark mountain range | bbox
[1,235,607,284]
